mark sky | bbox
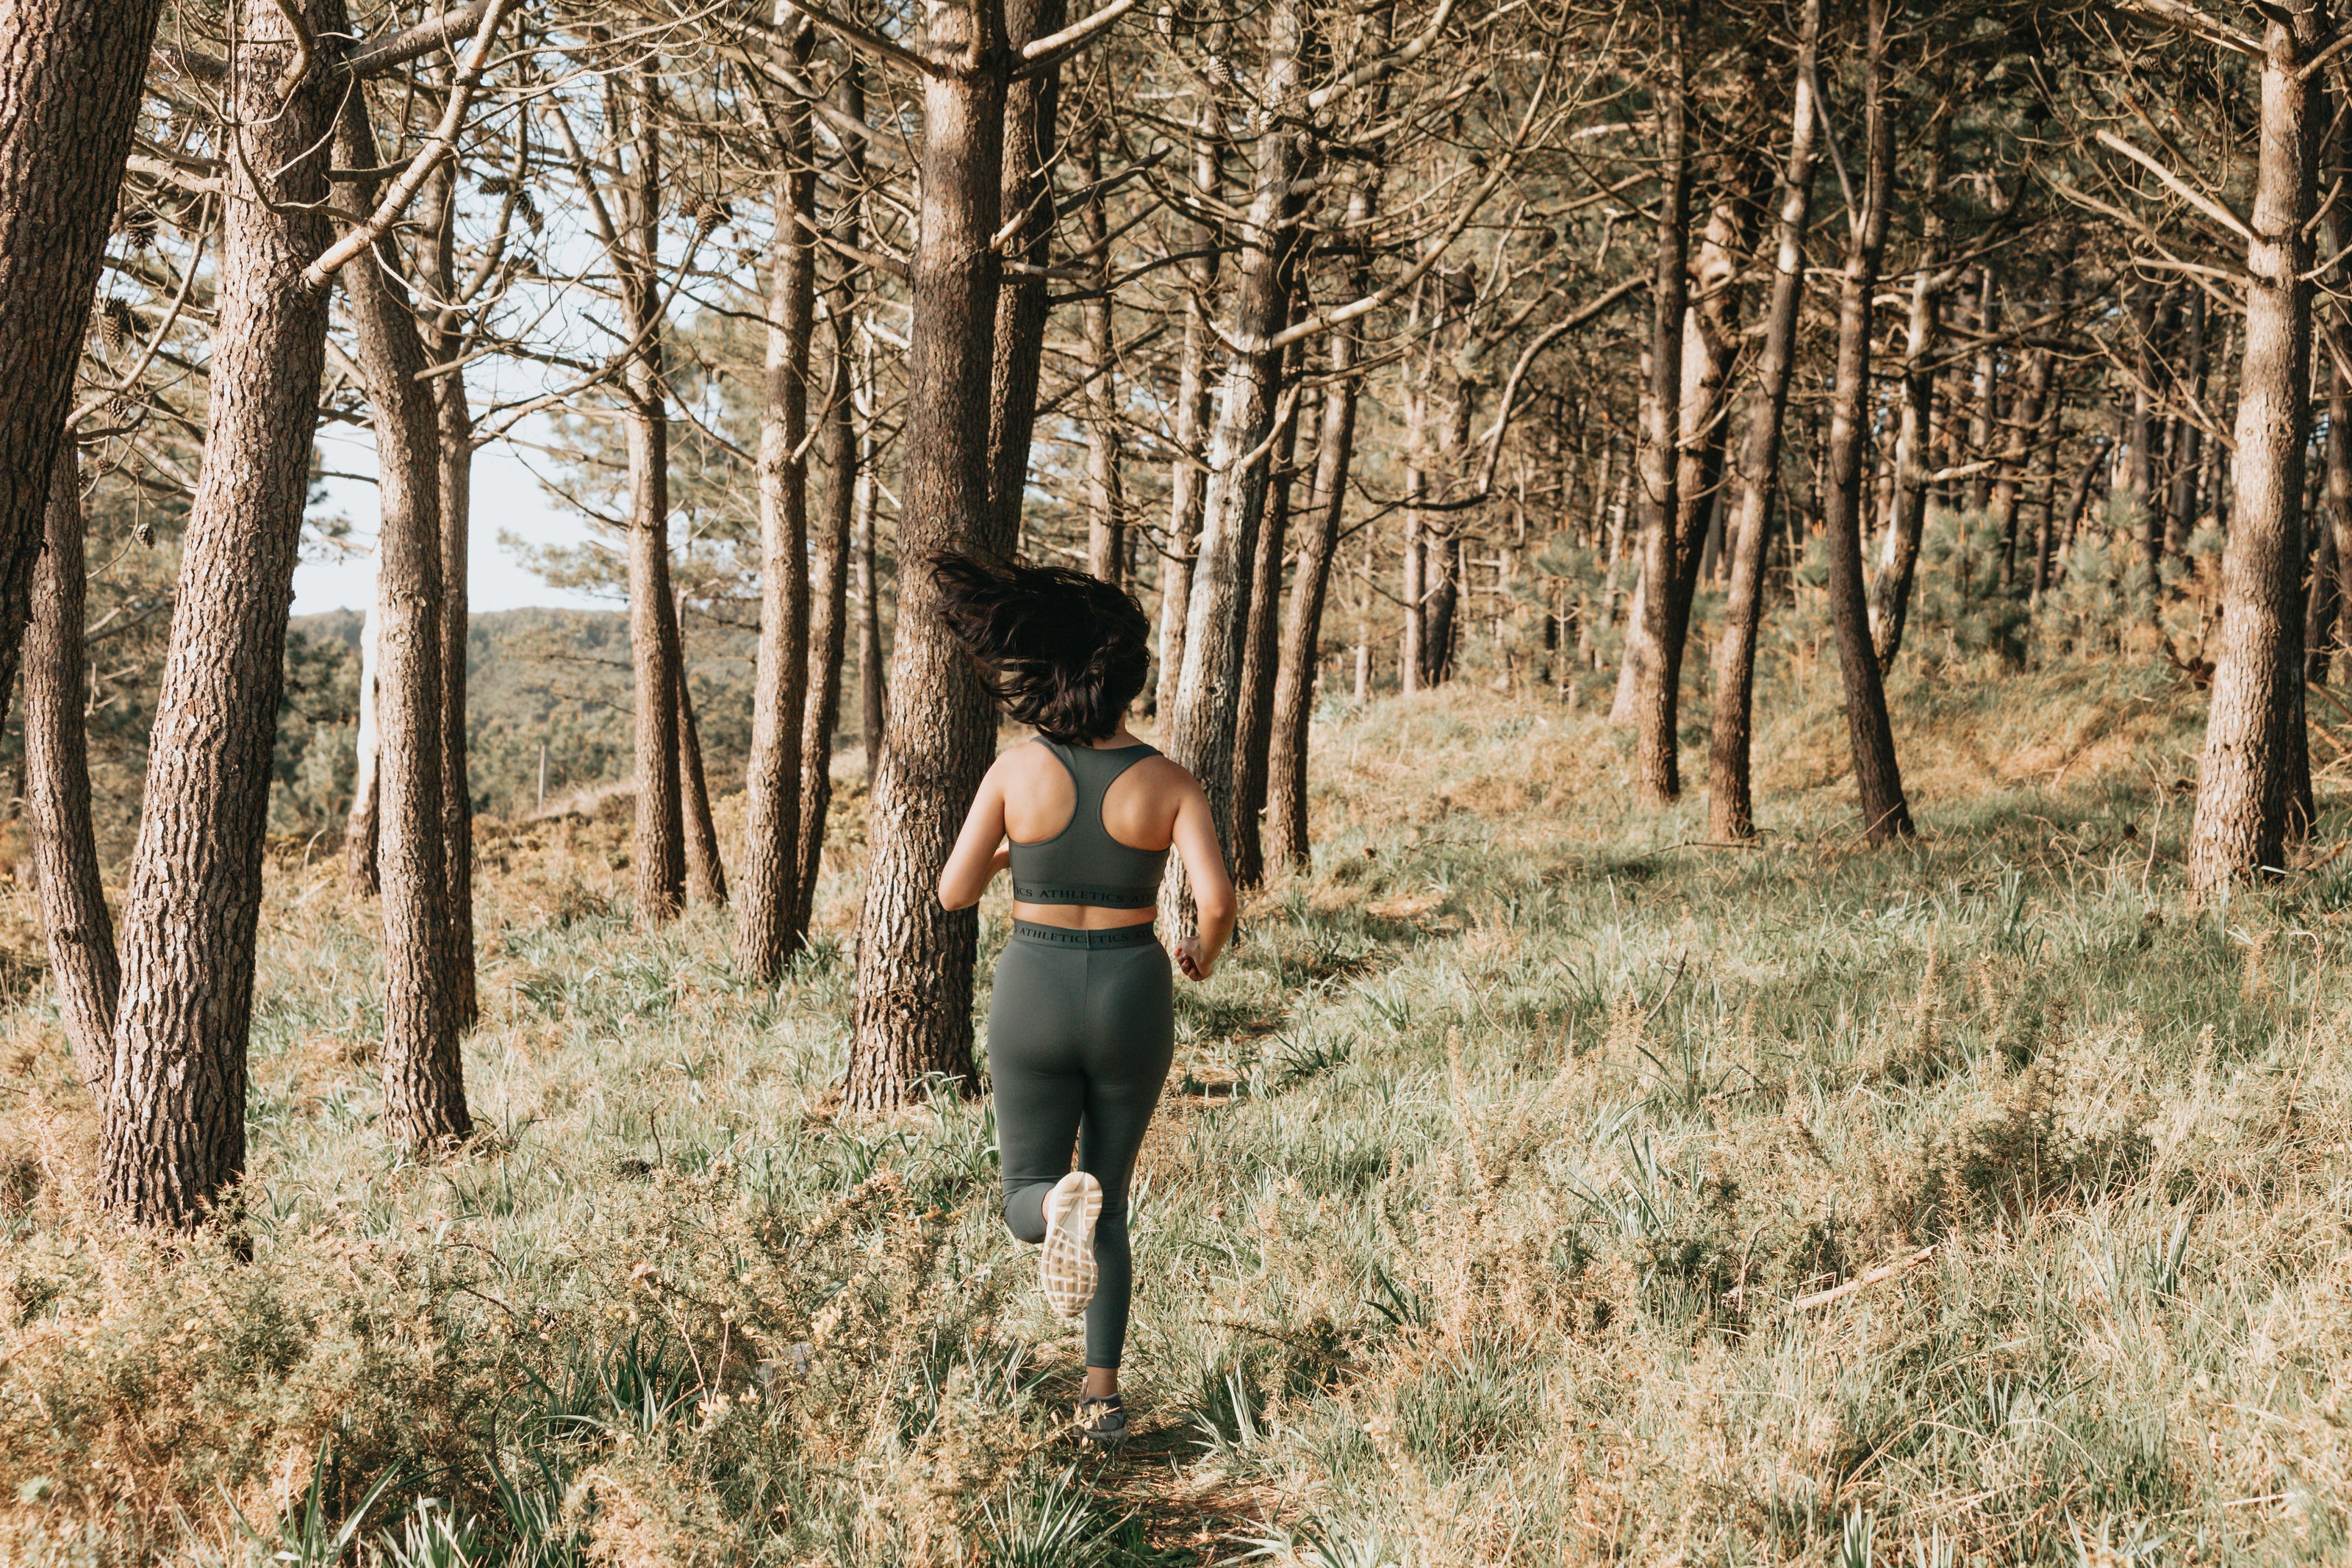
[293,415,612,617]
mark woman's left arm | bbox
[938,760,1013,910]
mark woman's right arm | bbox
[937,760,1010,910]
[1169,775,1237,980]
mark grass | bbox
[7,648,2352,1564]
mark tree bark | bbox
[345,591,381,896]
[1706,0,1819,843]
[797,278,857,936]
[1965,263,1999,516]
[847,0,1010,1109]
[2190,5,2325,892]
[419,170,478,1029]
[1627,18,1693,801]
[1160,0,1305,935]
[104,0,345,1229]
[1868,99,1950,669]
[1081,134,1125,586]
[26,441,116,1093]
[335,93,466,1149]
[0,0,163,740]
[983,0,1067,546]
[1156,101,1222,719]
[2164,289,2209,557]
[737,24,817,979]
[615,71,685,927]
[678,647,727,905]
[1266,173,1380,870]
[1819,0,1912,845]
[1231,338,1303,888]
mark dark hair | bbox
[930,551,1152,743]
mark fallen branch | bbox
[1787,1244,1936,1315]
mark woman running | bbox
[933,552,1237,1447]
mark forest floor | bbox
[10,650,2352,1565]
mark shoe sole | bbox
[1040,1170,1102,1318]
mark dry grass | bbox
[7,653,2352,1565]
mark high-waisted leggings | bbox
[987,920,1175,1370]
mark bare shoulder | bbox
[1130,752,1205,800]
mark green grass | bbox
[7,655,2352,1565]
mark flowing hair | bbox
[929,552,1152,743]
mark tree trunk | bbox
[0,0,162,735]
[1266,173,1379,870]
[2190,6,2325,892]
[797,266,858,937]
[335,94,465,1149]
[1081,135,1124,586]
[1992,255,2068,589]
[2319,357,2352,680]
[846,1,1009,1109]
[1157,101,1223,719]
[104,0,344,1229]
[618,72,684,927]
[345,590,381,896]
[2124,281,2160,596]
[856,370,884,782]
[1965,263,1999,515]
[1820,0,1912,845]
[1707,0,1819,842]
[984,0,1067,546]
[1160,0,1305,935]
[420,170,478,1029]
[1231,339,1303,889]
[2165,289,2209,556]
[1628,21,1692,801]
[1399,348,1428,693]
[26,441,116,1093]
[678,649,727,905]
[1868,99,1951,669]
[737,27,817,979]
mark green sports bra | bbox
[1008,740,1169,908]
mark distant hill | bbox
[282,607,760,824]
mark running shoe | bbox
[1075,1394,1127,1446]
[1039,1169,1102,1317]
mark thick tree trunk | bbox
[2190,8,2324,892]
[1820,0,1912,845]
[1706,0,1819,842]
[847,3,1009,1109]
[984,0,1067,545]
[335,95,465,1148]
[103,0,344,1229]
[0,0,162,733]
[1156,103,1222,719]
[26,442,117,1093]
[678,651,727,905]
[1231,340,1303,888]
[1628,24,1692,801]
[1868,101,1950,669]
[1161,0,1305,934]
[737,33,817,979]
[345,591,381,896]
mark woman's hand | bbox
[1175,934,1215,982]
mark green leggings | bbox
[987,921,1175,1370]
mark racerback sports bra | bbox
[1008,739,1169,908]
